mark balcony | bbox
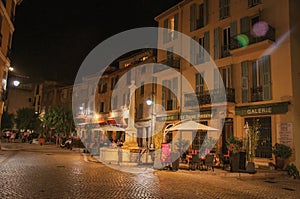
[230,25,275,50]
[154,58,180,73]
[184,88,235,107]
[221,45,231,58]
[251,86,263,102]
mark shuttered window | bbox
[241,61,249,103]
[214,28,220,59]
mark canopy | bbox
[91,125,125,132]
[164,120,218,132]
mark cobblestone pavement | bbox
[0,143,299,199]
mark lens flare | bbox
[253,21,269,37]
[236,34,249,47]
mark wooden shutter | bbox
[163,18,169,43]
[230,21,237,49]
[190,36,196,65]
[214,28,220,59]
[204,31,210,62]
[203,0,208,25]
[190,4,196,31]
[241,61,249,103]
[262,55,272,100]
[240,16,250,34]
[162,80,167,107]
[196,73,200,93]
[174,13,178,39]
[172,77,178,109]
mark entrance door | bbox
[222,118,233,154]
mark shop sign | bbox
[277,123,293,148]
[235,102,289,116]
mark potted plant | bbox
[227,136,244,172]
[272,143,292,170]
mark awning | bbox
[164,120,218,132]
[91,125,125,132]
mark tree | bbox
[43,105,74,136]
[1,111,14,130]
[15,108,41,131]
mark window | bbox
[162,77,178,110]
[222,27,231,57]
[141,66,146,74]
[241,55,271,102]
[100,102,106,112]
[245,117,272,158]
[140,81,144,96]
[163,13,178,43]
[126,71,131,85]
[248,0,261,8]
[190,1,208,32]
[98,83,107,93]
[195,72,204,94]
[221,66,232,88]
[111,75,118,90]
[219,0,230,20]
[190,31,210,64]
[137,103,143,119]
[112,96,118,110]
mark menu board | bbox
[161,143,171,163]
[277,123,293,148]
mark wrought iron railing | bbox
[154,58,180,73]
[230,25,275,50]
[184,88,235,107]
[251,86,263,102]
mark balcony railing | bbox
[230,25,275,50]
[184,88,235,107]
[221,45,231,58]
[154,58,180,73]
[251,86,263,102]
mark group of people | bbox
[2,130,17,143]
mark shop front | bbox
[235,101,291,166]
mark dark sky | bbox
[11,0,182,84]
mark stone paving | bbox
[0,142,299,198]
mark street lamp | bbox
[146,96,155,149]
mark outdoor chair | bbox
[204,154,214,171]
[189,154,200,170]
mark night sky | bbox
[11,0,182,84]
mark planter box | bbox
[230,153,240,172]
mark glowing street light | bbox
[13,80,20,87]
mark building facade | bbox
[0,0,23,127]
[155,0,300,168]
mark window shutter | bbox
[200,72,204,94]
[214,28,220,59]
[172,77,178,109]
[190,4,196,31]
[162,80,167,107]
[228,65,232,88]
[230,21,237,50]
[240,17,250,34]
[163,19,169,43]
[196,73,200,93]
[190,36,196,65]
[214,68,220,90]
[262,55,272,100]
[203,31,210,62]
[241,61,249,103]
[174,13,178,39]
[203,0,208,25]
[219,0,224,19]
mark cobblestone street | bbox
[0,143,299,198]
